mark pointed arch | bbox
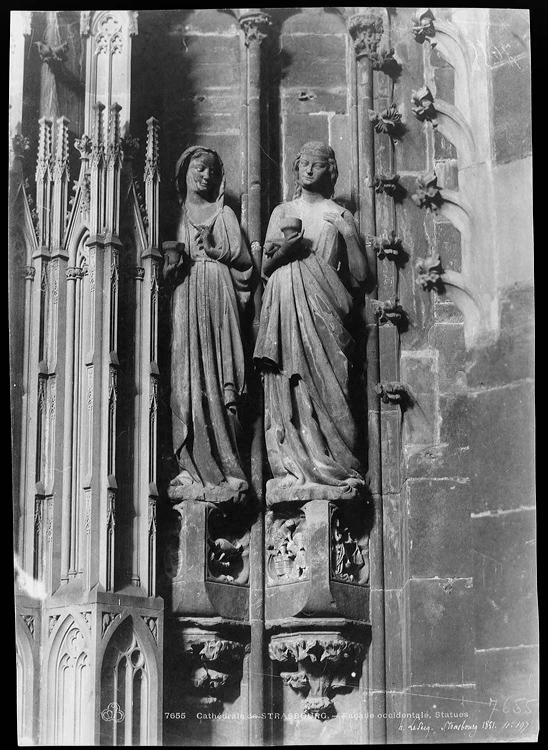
[99,613,160,746]
[15,616,35,745]
[44,612,93,745]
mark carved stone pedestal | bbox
[266,499,371,621]
[166,500,252,619]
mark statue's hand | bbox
[279,230,304,259]
[324,211,355,237]
[162,241,184,279]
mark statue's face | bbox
[297,154,330,191]
[185,152,220,198]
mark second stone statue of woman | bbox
[254,141,369,504]
[164,146,252,503]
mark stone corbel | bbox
[411,171,443,213]
[415,252,485,341]
[410,8,436,46]
[411,9,474,123]
[269,632,367,720]
[181,628,248,710]
[412,86,476,167]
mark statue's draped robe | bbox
[170,205,252,499]
[254,198,366,500]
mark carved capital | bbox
[348,13,384,60]
[411,171,444,213]
[415,251,445,292]
[238,11,272,47]
[411,8,436,46]
[269,632,366,720]
[121,264,145,280]
[66,266,85,281]
[411,85,437,124]
[18,265,36,281]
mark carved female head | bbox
[292,141,338,199]
[175,146,225,206]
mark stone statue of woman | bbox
[254,141,369,503]
[164,146,252,503]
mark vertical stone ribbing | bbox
[140,115,162,596]
[237,10,271,744]
[347,10,387,743]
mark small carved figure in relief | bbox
[332,514,369,584]
[164,147,252,503]
[254,142,369,503]
[266,515,307,582]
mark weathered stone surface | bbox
[383,587,404,689]
[406,443,469,479]
[281,89,347,117]
[401,351,436,392]
[280,34,347,89]
[433,299,464,325]
[474,646,539,741]
[438,394,470,448]
[383,491,405,590]
[404,685,477,745]
[433,217,461,273]
[406,479,472,579]
[466,283,534,387]
[428,324,466,393]
[406,577,474,686]
[488,8,530,67]
[468,381,535,512]
[381,411,403,494]
[473,509,538,650]
[403,393,437,447]
[491,57,532,164]
[329,114,352,206]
